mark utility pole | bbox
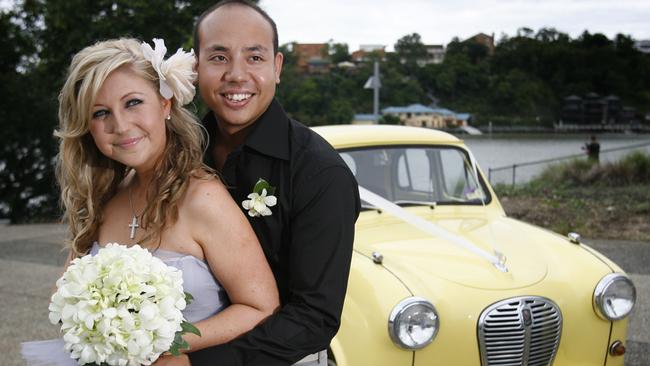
[373,61,380,121]
[364,60,382,122]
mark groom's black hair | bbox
[193,0,279,57]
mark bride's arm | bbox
[182,177,280,351]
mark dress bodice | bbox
[90,243,229,323]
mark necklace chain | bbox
[128,183,146,240]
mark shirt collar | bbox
[203,98,291,161]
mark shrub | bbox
[531,150,650,187]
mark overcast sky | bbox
[260,0,650,51]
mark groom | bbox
[167,1,360,365]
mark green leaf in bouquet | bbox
[181,320,202,336]
[170,334,182,354]
[174,332,184,344]
[169,332,190,356]
[253,178,276,196]
[169,345,182,357]
[168,320,200,355]
[185,291,194,305]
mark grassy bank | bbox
[495,151,650,241]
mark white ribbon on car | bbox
[467,148,481,196]
[358,186,508,272]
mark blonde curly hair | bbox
[56,38,208,257]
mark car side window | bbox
[439,149,484,201]
[397,149,431,192]
[340,150,392,199]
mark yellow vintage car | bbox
[313,125,636,366]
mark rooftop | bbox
[382,103,435,114]
[353,114,379,121]
[312,125,461,149]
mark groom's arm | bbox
[188,165,360,366]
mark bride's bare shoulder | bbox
[182,171,251,247]
[183,171,235,214]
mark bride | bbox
[21,37,279,365]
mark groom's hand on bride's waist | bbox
[153,353,191,366]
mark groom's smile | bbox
[224,93,253,103]
[221,90,255,109]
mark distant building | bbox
[424,44,446,65]
[381,104,469,129]
[336,61,356,69]
[306,58,330,74]
[455,113,472,125]
[621,106,638,123]
[561,93,638,125]
[634,40,650,54]
[583,92,605,125]
[465,33,495,55]
[293,43,330,73]
[400,44,446,66]
[561,95,584,124]
[351,45,386,63]
[603,95,623,124]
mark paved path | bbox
[1,224,68,366]
[1,224,648,365]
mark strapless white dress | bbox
[21,243,229,366]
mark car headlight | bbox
[593,273,636,321]
[388,297,439,349]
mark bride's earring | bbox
[165,115,171,121]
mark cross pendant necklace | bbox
[128,215,139,239]
[128,183,145,240]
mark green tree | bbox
[328,41,350,63]
[379,61,426,107]
[394,33,427,76]
[447,38,489,65]
[395,33,427,60]
[0,9,58,222]
[379,114,400,125]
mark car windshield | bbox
[340,146,490,206]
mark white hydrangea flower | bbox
[242,188,277,217]
[50,243,187,366]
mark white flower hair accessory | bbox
[242,179,277,217]
[141,38,197,106]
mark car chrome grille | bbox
[477,296,562,366]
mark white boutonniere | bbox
[242,178,277,217]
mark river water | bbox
[457,133,650,185]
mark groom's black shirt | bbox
[190,99,360,366]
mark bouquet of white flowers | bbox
[48,243,200,366]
